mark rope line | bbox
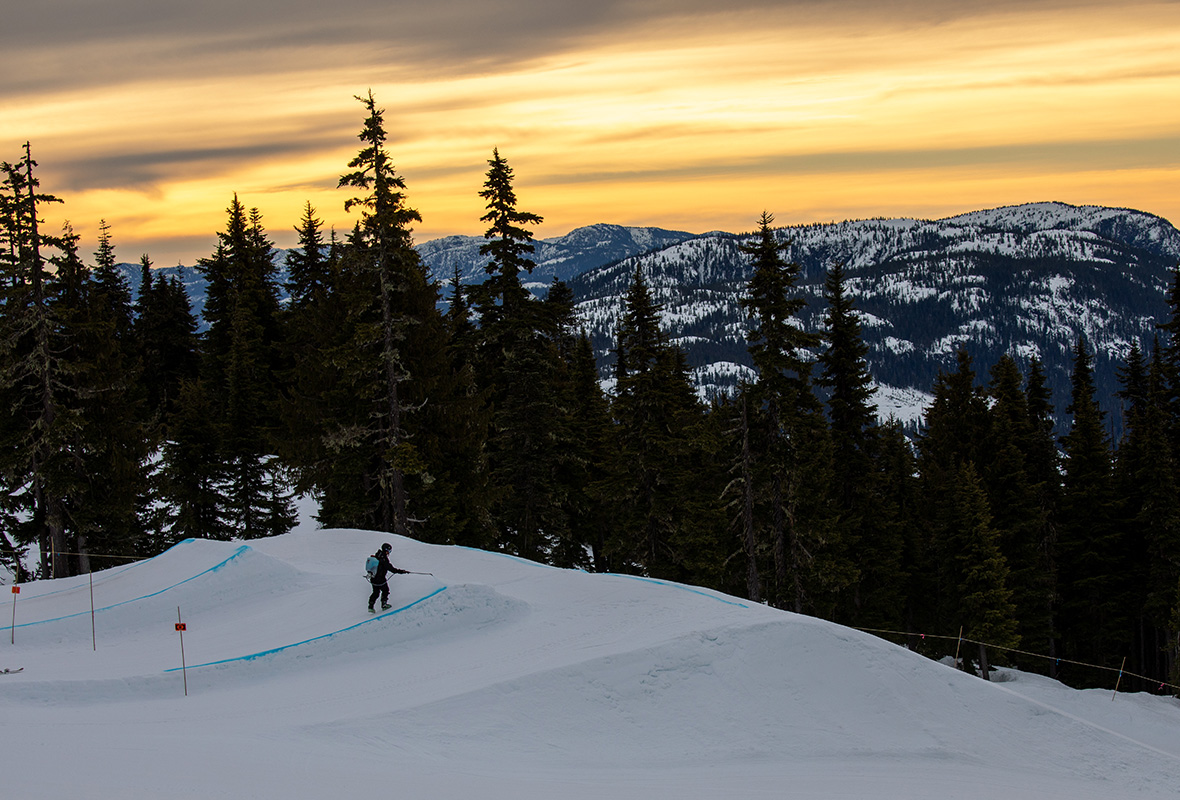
[11,545,250,629]
[856,625,1180,694]
[163,586,448,672]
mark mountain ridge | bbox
[119,202,1180,429]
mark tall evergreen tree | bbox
[817,261,903,627]
[1113,340,1180,687]
[329,91,453,537]
[944,462,1021,678]
[1057,337,1123,685]
[468,149,567,560]
[915,350,992,636]
[0,144,70,577]
[1160,265,1180,459]
[54,224,152,564]
[740,213,842,613]
[610,265,721,582]
[194,199,292,538]
[135,257,200,426]
[983,354,1055,670]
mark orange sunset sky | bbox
[5,0,1180,267]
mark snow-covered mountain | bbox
[122,203,1180,430]
[117,223,695,328]
[568,202,1180,429]
[4,526,1180,798]
[415,222,696,290]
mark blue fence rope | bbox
[12,545,251,629]
[163,586,448,672]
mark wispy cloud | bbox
[4,0,1178,265]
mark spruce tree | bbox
[915,350,992,635]
[135,259,200,426]
[983,354,1055,671]
[817,261,904,627]
[1113,340,1180,686]
[740,213,842,613]
[329,91,454,537]
[194,199,291,538]
[1057,336,1123,685]
[468,149,565,560]
[0,145,70,577]
[610,265,721,582]
[944,462,1021,678]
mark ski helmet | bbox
[381,542,392,553]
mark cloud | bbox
[48,137,344,194]
[7,0,1116,96]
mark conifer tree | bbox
[944,462,1020,678]
[739,213,842,613]
[611,265,721,582]
[562,333,616,571]
[983,355,1055,670]
[468,149,566,559]
[0,145,70,577]
[91,219,134,345]
[328,91,454,537]
[474,148,543,326]
[1057,336,1123,685]
[284,202,329,309]
[1161,265,1180,457]
[1114,340,1180,686]
[817,261,903,626]
[915,350,992,635]
[57,224,152,563]
[135,257,200,425]
[193,199,292,538]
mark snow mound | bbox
[3,530,1180,799]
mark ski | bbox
[1,667,23,674]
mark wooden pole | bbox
[1112,656,1126,701]
[176,607,188,697]
[9,585,18,644]
[89,570,96,651]
[953,626,964,671]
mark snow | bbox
[4,529,1180,799]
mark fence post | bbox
[9,585,18,644]
[1112,656,1126,701]
[90,570,96,651]
[175,607,188,697]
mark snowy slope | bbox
[4,530,1179,799]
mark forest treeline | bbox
[3,95,1180,691]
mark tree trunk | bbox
[740,396,760,603]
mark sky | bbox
[5,0,1180,266]
[4,525,1180,798]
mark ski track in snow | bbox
[3,529,1180,799]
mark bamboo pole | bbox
[176,607,188,697]
[1112,656,1126,701]
[89,571,96,651]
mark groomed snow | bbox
[3,529,1179,799]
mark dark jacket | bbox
[370,550,408,585]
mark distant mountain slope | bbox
[415,223,697,288]
[118,223,697,323]
[120,203,1180,430]
[571,202,1180,429]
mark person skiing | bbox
[367,542,409,613]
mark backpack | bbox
[364,555,379,580]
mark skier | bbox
[367,542,409,613]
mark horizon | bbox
[6,1,1180,266]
